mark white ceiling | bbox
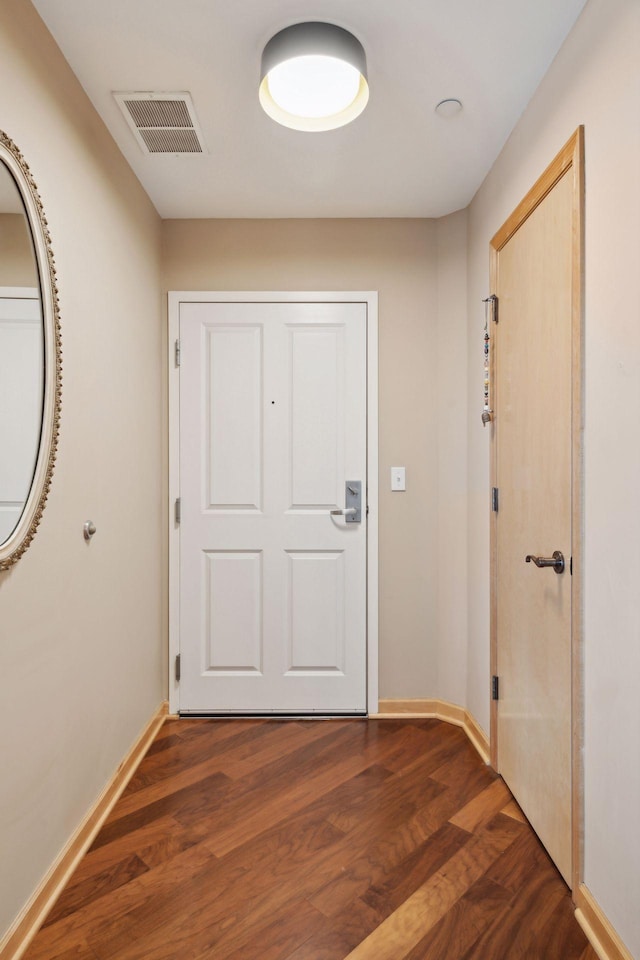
[31,0,587,220]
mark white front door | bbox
[177,299,370,714]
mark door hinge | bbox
[175,654,181,683]
[492,675,500,701]
[174,497,181,524]
[491,487,499,512]
[175,338,181,367]
[570,556,573,576]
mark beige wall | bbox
[0,0,163,943]
[466,0,640,953]
[163,217,468,700]
[435,210,468,707]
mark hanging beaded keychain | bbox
[481,296,495,425]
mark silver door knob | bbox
[330,507,357,516]
[525,550,565,574]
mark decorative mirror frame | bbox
[0,132,62,570]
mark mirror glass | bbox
[0,161,44,544]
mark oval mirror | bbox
[0,132,61,570]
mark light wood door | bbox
[491,131,583,887]
[178,300,368,714]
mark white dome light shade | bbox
[267,57,362,119]
[259,22,369,132]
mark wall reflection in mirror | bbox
[0,130,61,571]
[0,160,44,544]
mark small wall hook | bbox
[83,521,96,542]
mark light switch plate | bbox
[391,466,406,491]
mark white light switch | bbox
[391,467,406,491]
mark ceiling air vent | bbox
[113,92,206,154]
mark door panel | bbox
[203,551,263,674]
[492,131,583,888]
[286,550,345,673]
[289,325,345,508]
[205,324,263,511]
[179,300,367,714]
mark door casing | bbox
[168,291,379,716]
[489,128,584,893]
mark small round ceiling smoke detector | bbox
[435,98,463,118]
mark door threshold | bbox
[178,711,368,719]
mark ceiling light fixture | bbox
[259,22,369,132]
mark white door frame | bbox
[168,291,378,716]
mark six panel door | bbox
[178,300,368,713]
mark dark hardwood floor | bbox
[23,718,598,960]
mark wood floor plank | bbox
[483,825,549,894]
[73,815,188,881]
[149,719,181,741]
[22,845,220,960]
[76,762,376,960]
[101,729,445,958]
[122,718,280,794]
[530,893,600,960]
[44,944,101,960]
[501,797,528,822]
[323,729,469,836]
[342,814,524,960]
[115,718,344,819]
[196,897,329,960]
[401,876,512,960]
[43,854,149,927]
[187,722,398,856]
[459,854,568,960]
[449,777,512,833]
[102,812,360,959]
[22,719,596,960]
[91,769,232,850]
[310,803,465,918]
[359,821,481,922]
[282,898,382,960]
[429,742,497,788]
[373,718,465,774]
